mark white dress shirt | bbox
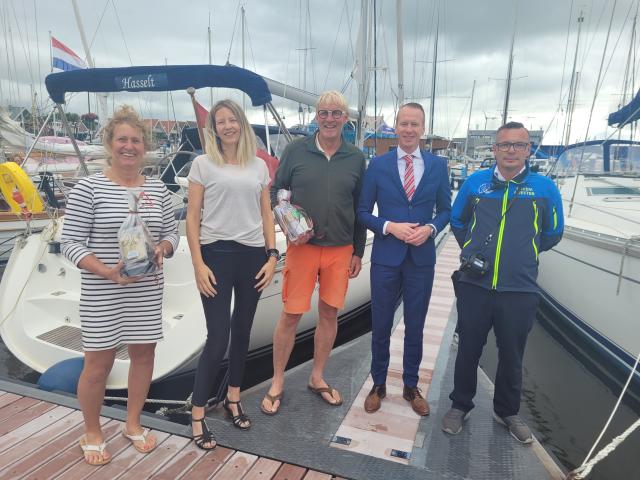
[382,147,437,238]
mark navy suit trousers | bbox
[449,282,538,417]
[370,257,434,387]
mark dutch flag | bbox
[51,36,87,72]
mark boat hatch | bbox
[36,325,130,359]
[587,186,640,196]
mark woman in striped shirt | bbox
[61,105,179,466]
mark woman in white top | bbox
[186,99,277,449]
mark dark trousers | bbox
[449,282,538,417]
[192,241,266,407]
[370,257,434,387]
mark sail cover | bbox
[45,64,272,106]
[608,89,640,127]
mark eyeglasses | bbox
[495,142,530,152]
[317,109,344,119]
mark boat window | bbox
[556,145,603,175]
[587,186,640,196]
[610,144,640,173]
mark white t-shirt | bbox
[188,154,270,247]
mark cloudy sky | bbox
[0,0,638,144]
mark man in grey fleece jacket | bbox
[261,90,366,414]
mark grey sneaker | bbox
[493,413,533,444]
[441,408,470,435]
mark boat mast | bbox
[563,12,584,146]
[208,13,213,107]
[71,0,107,129]
[355,0,371,148]
[502,15,517,125]
[396,0,404,107]
[428,14,438,138]
[464,79,476,158]
[241,6,246,111]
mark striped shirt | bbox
[61,173,179,351]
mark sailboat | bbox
[0,64,374,390]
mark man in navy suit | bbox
[357,103,451,415]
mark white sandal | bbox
[121,426,157,453]
[79,436,111,465]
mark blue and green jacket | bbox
[450,164,564,293]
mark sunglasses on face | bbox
[317,109,345,119]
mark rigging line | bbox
[88,0,110,54]
[21,0,34,86]
[33,0,42,106]
[411,0,420,99]
[578,1,607,78]
[570,0,618,211]
[242,14,258,74]
[306,0,317,94]
[9,0,34,85]
[111,0,134,66]
[596,1,635,98]
[323,1,347,91]
[225,0,242,65]
[558,0,574,115]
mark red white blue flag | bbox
[51,36,86,71]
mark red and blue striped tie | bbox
[403,154,415,201]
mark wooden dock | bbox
[0,386,344,480]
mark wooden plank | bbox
[0,392,21,409]
[0,401,57,435]
[55,421,132,480]
[0,396,39,421]
[114,434,189,479]
[302,471,333,480]
[0,407,82,466]
[179,446,234,480]
[0,417,109,480]
[0,407,75,452]
[211,451,258,479]
[86,430,170,480]
[272,463,307,480]
[243,457,282,480]
[148,441,207,480]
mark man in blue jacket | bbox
[357,103,451,416]
[442,122,563,443]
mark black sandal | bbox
[223,397,251,430]
[191,415,217,450]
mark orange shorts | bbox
[282,243,353,314]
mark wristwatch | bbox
[266,248,281,261]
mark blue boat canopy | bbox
[45,64,272,106]
[608,89,640,127]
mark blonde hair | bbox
[203,99,256,168]
[102,105,151,164]
[316,90,348,112]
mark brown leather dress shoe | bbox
[364,384,386,413]
[403,386,430,416]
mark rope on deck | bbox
[566,350,640,479]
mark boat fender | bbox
[0,162,45,214]
[37,357,84,394]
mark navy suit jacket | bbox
[357,148,451,267]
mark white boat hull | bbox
[538,227,640,373]
[538,172,640,379]
[0,219,372,390]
